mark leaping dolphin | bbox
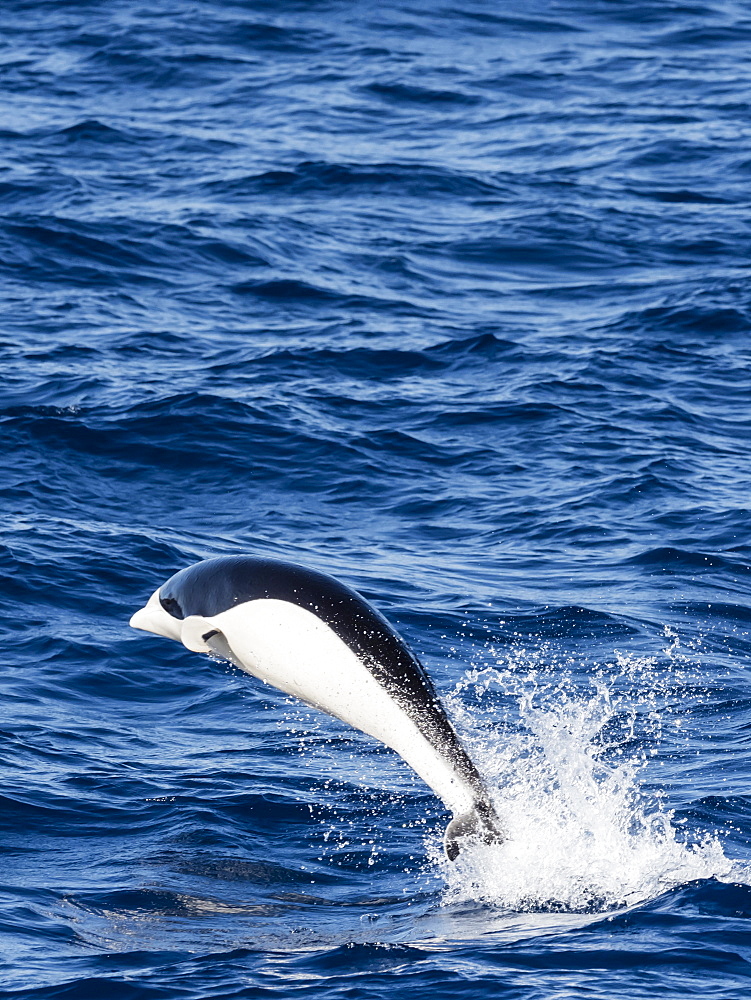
[129,555,504,859]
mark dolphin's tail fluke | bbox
[444,798,505,861]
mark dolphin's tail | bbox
[444,797,505,861]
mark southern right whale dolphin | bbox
[129,555,504,860]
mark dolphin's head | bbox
[129,587,183,642]
[130,577,227,656]
[130,556,299,656]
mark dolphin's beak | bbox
[129,589,182,641]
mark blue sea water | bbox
[2,0,751,996]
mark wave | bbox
[207,160,500,200]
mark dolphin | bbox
[130,555,504,859]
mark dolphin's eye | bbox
[159,594,184,619]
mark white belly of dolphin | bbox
[184,599,476,817]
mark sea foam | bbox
[438,636,735,912]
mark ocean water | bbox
[2,0,751,996]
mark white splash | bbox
[438,639,734,913]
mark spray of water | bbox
[437,634,734,913]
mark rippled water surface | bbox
[2,1,751,997]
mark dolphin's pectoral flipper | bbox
[179,616,235,662]
[179,616,220,653]
[130,555,505,861]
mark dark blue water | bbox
[2,1,751,996]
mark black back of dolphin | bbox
[154,556,503,858]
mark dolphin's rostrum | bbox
[130,555,504,860]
